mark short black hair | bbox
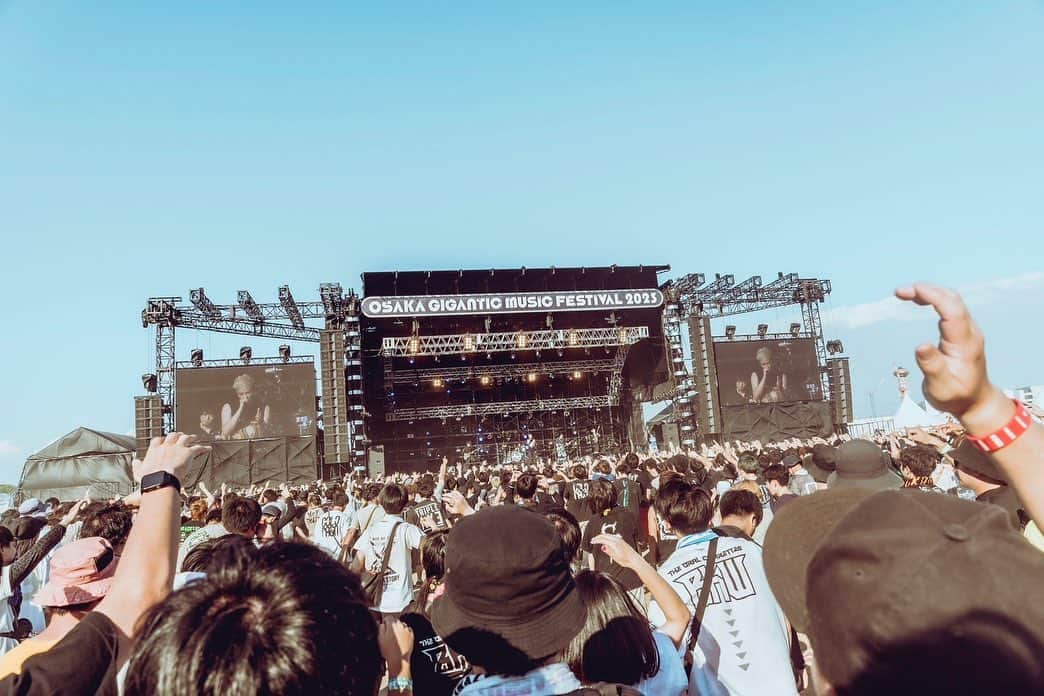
[378,483,408,515]
[586,479,618,516]
[181,534,258,574]
[515,473,539,500]
[222,496,262,535]
[900,445,940,478]
[80,503,134,550]
[331,492,349,509]
[718,489,763,526]
[653,478,714,536]
[763,464,790,487]
[125,542,381,696]
[204,507,223,525]
[545,510,581,564]
[416,477,436,499]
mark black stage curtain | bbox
[182,436,317,489]
[720,402,833,442]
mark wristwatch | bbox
[140,471,182,494]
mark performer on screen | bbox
[750,346,787,403]
[221,373,271,439]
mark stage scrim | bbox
[720,402,833,441]
[180,436,317,489]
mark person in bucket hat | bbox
[0,537,116,678]
[763,488,1044,694]
[431,505,587,695]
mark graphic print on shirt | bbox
[572,481,590,499]
[413,500,449,532]
[420,641,469,677]
[668,544,757,607]
[600,519,618,536]
[320,512,342,538]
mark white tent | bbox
[892,394,948,430]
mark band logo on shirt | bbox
[669,546,757,607]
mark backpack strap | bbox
[686,537,719,656]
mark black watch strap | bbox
[140,471,181,494]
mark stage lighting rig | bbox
[790,323,801,337]
[240,346,252,364]
[237,291,264,322]
[725,325,737,340]
[278,286,305,330]
[190,349,204,367]
[279,344,291,362]
[826,340,845,354]
[757,324,769,338]
[142,373,158,393]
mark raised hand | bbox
[591,533,642,569]
[894,284,995,420]
[135,433,211,482]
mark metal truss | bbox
[662,272,832,319]
[607,345,630,404]
[381,326,650,357]
[175,355,315,369]
[661,297,698,445]
[716,332,810,343]
[386,395,615,422]
[278,286,305,329]
[386,358,621,384]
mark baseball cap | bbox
[782,454,801,469]
[35,537,116,607]
[763,489,1044,690]
[431,505,585,661]
[826,439,901,491]
[261,504,282,518]
[18,498,47,518]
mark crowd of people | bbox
[0,284,1042,695]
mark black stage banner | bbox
[720,402,833,442]
[362,289,664,318]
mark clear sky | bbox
[1,1,1042,483]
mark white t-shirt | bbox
[0,566,17,655]
[353,515,422,613]
[649,532,797,696]
[177,523,229,571]
[312,508,354,558]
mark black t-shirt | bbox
[3,611,121,695]
[406,498,451,534]
[613,478,642,519]
[582,508,642,590]
[563,480,594,524]
[399,613,470,696]
[635,471,653,501]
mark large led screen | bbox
[176,363,317,441]
[713,339,822,407]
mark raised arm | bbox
[96,434,210,657]
[897,283,1044,528]
[592,533,691,647]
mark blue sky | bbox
[1,2,1042,483]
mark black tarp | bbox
[18,428,137,502]
[720,402,834,441]
[179,436,317,490]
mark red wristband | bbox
[965,400,1032,453]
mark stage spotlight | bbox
[516,333,529,349]
[432,378,444,388]
[567,330,580,347]
[827,340,845,354]
[480,376,492,386]
[141,373,158,392]
[535,350,541,359]
[757,324,769,338]
[617,327,628,344]
[464,334,475,351]
[407,336,420,355]
[240,346,252,364]
[190,349,203,367]
[527,373,537,383]
[572,370,582,379]
[278,344,291,362]
[725,325,737,340]
[789,323,801,338]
